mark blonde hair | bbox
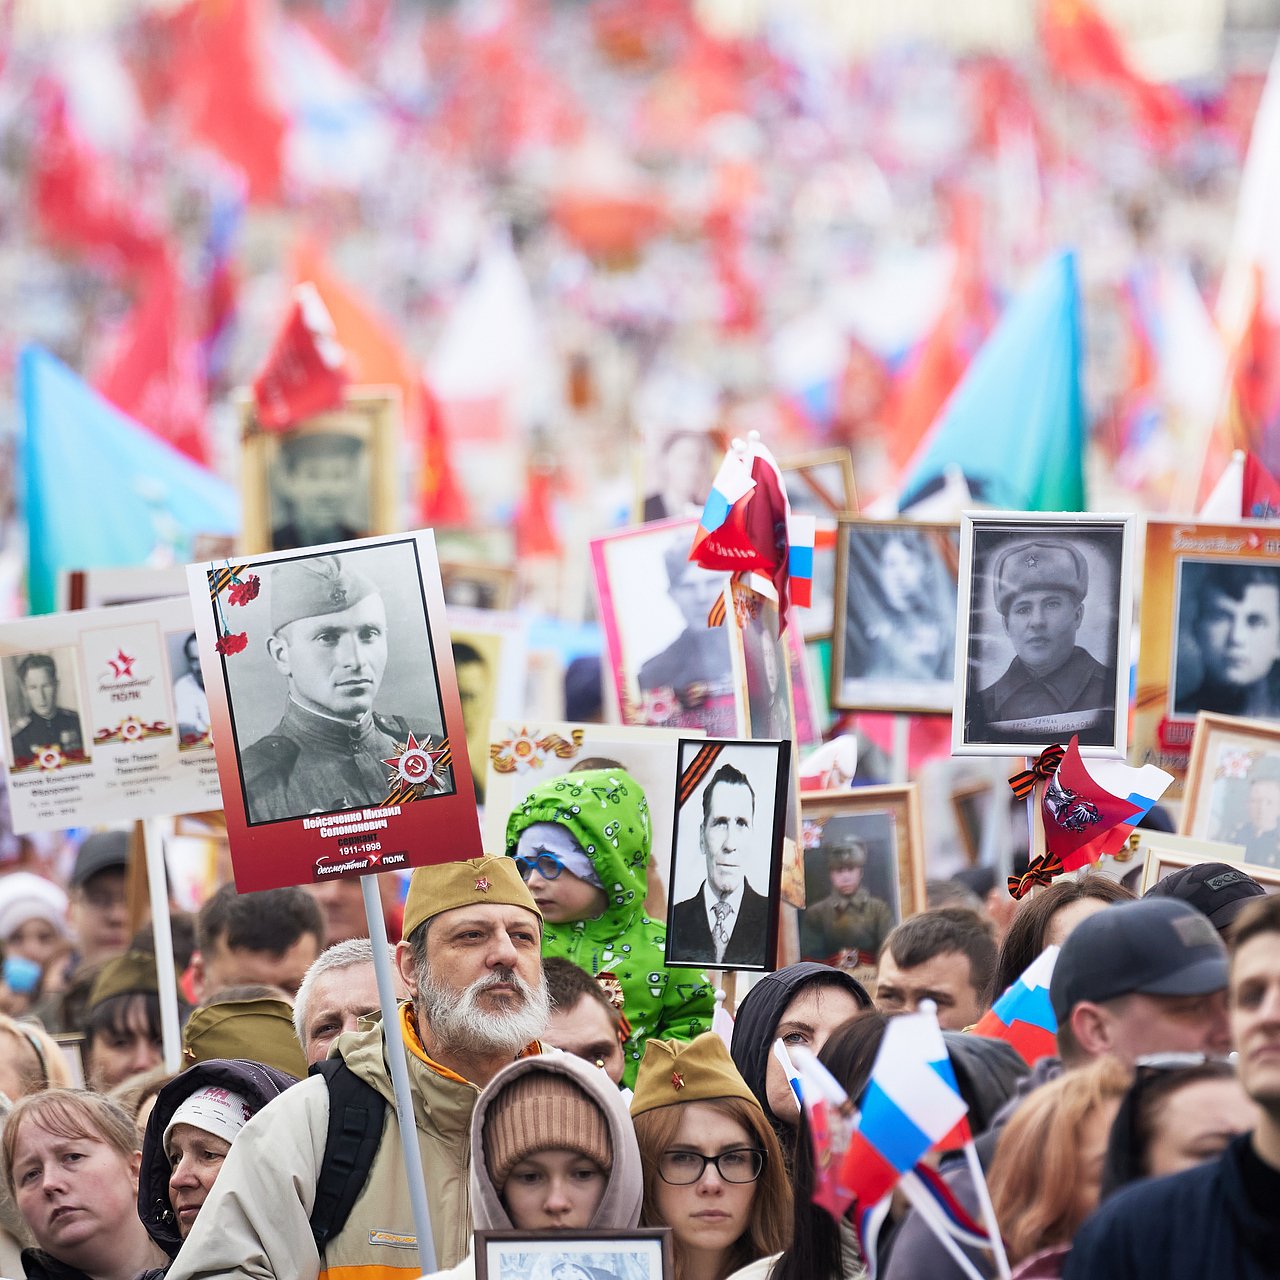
[988,1057,1131,1263]
[2,1089,138,1200]
[0,1016,71,1096]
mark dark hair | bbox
[543,958,621,1031]
[1232,893,1280,955]
[16,653,55,683]
[196,883,324,956]
[132,915,197,972]
[450,640,484,668]
[1194,564,1280,617]
[702,763,755,823]
[992,876,1133,1001]
[883,907,997,1005]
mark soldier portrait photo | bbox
[267,427,369,552]
[167,630,210,748]
[957,515,1131,755]
[221,543,450,824]
[3,648,89,771]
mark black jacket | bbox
[19,1249,95,1280]
[137,1058,298,1260]
[668,882,772,968]
[1063,1133,1280,1280]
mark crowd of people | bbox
[0,765,1278,1280]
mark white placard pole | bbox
[141,818,182,1074]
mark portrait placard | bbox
[665,738,790,973]
[591,519,736,737]
[186,529,481,893]
[0,598,222,833]
[238,387,400,555]
[59,566,189,612]
[475,1228,673,1280]
[637,426,720,525]
[780,448,858,639]
[1132,520,1280,797]
[832,518,960,713]
[440,559,517,612]
[954,511,1134,757]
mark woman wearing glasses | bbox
[631,1033,791,1280]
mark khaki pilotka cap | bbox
[270,555,380,633]
[182,996,307,1079]
[630,1032,761,1117]
[400,856,541,942]
[87,951,172,1011]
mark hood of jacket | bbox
[504,768,652,940]
[138,1057,298,1256]
[467,1051,642,1232]
[730,963,871,1132]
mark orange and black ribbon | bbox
[1008,852,1065,900]
[1008,744,1066,800]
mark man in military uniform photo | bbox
[10,652,85,767]
[241,554,443,822]
[801,832,894,965]
[270,430,364,551]
[970,538,1116,743]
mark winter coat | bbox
[505,769,714,1086]
[137,1058,299,1258]
[166,1005,544,1280]
[418,1052,643,1280]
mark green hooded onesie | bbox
[505,767,714,1087]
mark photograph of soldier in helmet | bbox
[224,544,451,824]
[959,517,1130,754]
[799,823,896,967]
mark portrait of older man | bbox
[968,537,1117,745]
[240,553,446,822]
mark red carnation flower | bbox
[227,574,261,607]
[215,631,248,656]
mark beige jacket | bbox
[168,1004,542,1280]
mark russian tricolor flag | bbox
[973,945,1060,1066]
[788,514,816,608]
[695,446,756,537]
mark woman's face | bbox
[652,1103,760,1264]
[1145,1076,1259,1178]
[7,917,61,969]
[502,1148,608,1231]
[85,999,163,1091]
[11,1118,141,1265]
[167,1123,233,1239]
[880,540,925,612]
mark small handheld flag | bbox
[973,945,1060,1067]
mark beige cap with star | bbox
[401,855,540,942]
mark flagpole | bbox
[962,1143,1012,1280]
[899,1172,990,1280]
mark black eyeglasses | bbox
[657,1147,764,1185]
[513,852,565,882]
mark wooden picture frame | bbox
[1137,835,1251,893]
[474,1229,674,1280]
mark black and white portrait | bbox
[665,740,787,972]
[956,514,1132,756]
[834,521,959,713]
[267,426,370,552]
[166,630,210,748]
[477,1232,670,1280]
[4,649,88,771]
[642,429,717,524]
[738,594,790,739]
[1173,560,1280,722]
[221,541,450,824]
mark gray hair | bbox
[292,937,393,1048]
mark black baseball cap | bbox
[70,830,130,887]
[1143,862,1266,934]
[1049,897,1228,1023]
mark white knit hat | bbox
[0,872,68,943]
[163,1084,253,1153]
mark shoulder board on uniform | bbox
[372,713,414,738]
[241,734,302,783]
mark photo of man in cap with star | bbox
[269,428,366,551]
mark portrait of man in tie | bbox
[666,751,785,972]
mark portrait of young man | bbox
[269,428,367,552]
[8,651,87,769]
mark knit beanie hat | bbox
[482,1073,612,1191]
[163,1084,253,1154]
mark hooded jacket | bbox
[506,769,714,1087]
[137,1058,299,1259]
[729,963,871,1147]
[421,1053,643,1280]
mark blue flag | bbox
[21,345,239,614]
[899,251,1086,512]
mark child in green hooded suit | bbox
[505,767,714,1087]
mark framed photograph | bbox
[59,566,189,612]
[951,778,993,864]
[665,738,791,972]
[833,518,960,713]
[730,585,792,741]
[238,387,401,555]
[780,448,858,639]
[1132,520,1280,797]
[591,519,737,737]
[440,560,517,612]
[954,511,1134,756]
[185,530,482,893]
[1180,711,1280,871]
[797,785,925,972]
[1136,834,1250,893]
[474,1228,673,1280]
[637,426,721,525]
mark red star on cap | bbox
[671,1071,685,1091]
[475,877,491,893]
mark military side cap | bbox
[182,996,309,1078]
[993,540,1088,615]
[630,1032,761,1117]
[401,855,540,942]
[87,951,163,1011]
[270,554,379,633]
[825,832,867,867]
[279,430,361,467]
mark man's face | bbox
[543,993,625,1085]
[268,594,388,721]
[830,864,863,897]
[701,782,754,897]
[455,658,487,730]
[1231,933,1280,1115]
[184,637,203,687]
[301,961,388,1065]
[21,666,56,720]
[1249,780,1280,834]
[875,948,984,1030]
[278,455,351,529]
[67,868,128,965]
[197,931,320,1002]
[1095,989,1232,1064]
[1003,589,1084,674]
[304,879,367,945]
[670,565,725,629]
[1196,584,1280,689]
[663,435,711,506]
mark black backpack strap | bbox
[309,1058,388,1253]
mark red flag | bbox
[92,252,210,465]
[514,460,561,558]
[251,284,348,430]
[1244,452,1280,519]
[1041,737,1142,869]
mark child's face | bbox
[501,1147,608,1230]
[514,824,607,924]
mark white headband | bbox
[163,1084,252,1154]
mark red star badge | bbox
[475,877,492,893]
[108,649,136,678]
[382,732,449,791]
[671,1071,684,1091]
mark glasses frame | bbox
[656,1146,765,1186]
[513,851,565,882]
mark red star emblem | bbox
[382,732,449,789]
[108,649,135,678]
[475,877,491,893]
[671,1071,684,1091]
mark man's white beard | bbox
[417,963,550,1057]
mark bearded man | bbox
[167,857,550,1278]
